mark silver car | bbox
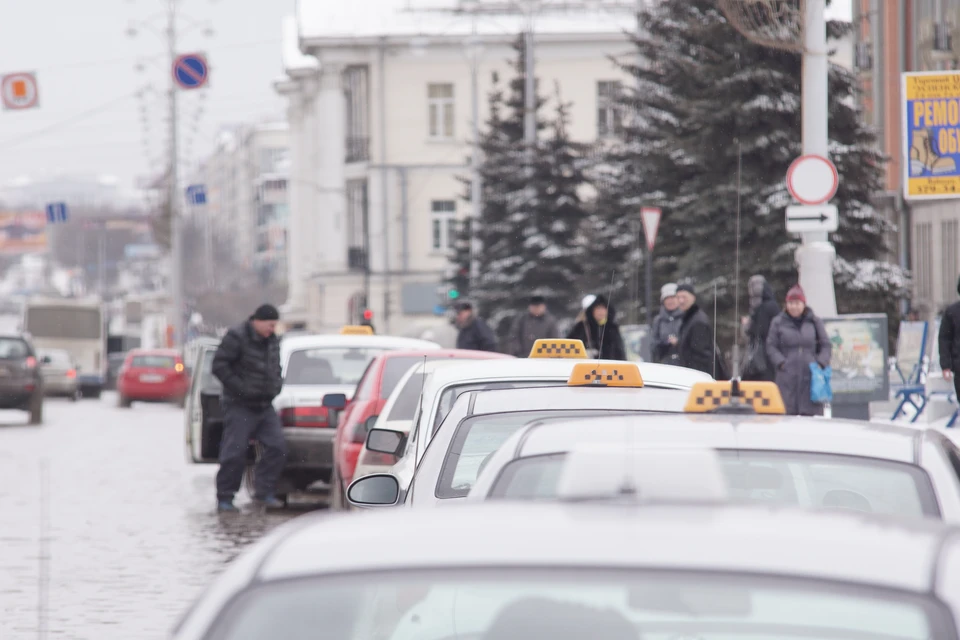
[38,348,79,400]
[172,500,960,640]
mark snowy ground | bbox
[0,393,313,640]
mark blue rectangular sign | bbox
[45,202,67,223]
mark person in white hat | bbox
[651,283,682,364]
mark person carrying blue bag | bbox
[766,285,832,416]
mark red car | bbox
[117,348,190,408]
[331,349,511,505]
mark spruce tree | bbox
[594,0,906,348]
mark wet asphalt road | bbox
[0,392,312,640]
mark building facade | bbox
[275,2,636,333]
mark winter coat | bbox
[651,306,684,364]
[743,280,781,381]
[212,320,283,411]
[456,315,498,352]
[566,296,627,361]
[677,303,717,376]
[509,311,561,357]
[766,309,832,416]
[939,301,960,373]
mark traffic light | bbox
[362,308,374,322]
[448,288,460,300]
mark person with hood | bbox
[453,300,498,352]
[741,274,781,381]
[509,294,561,357]
[651,283,683,364]
[674,284,726,378]
[566,294,627,360]
[766,285,832,416]
[939,275,960,403]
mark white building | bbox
[188,123,290,282]
[275,1,635,333]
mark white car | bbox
[171,500,960,640]
[465,381,960,522]
[347,361,713,509]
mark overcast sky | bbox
[0,0,852,193]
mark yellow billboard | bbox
[902,71,960,199]
[0,211,47,254]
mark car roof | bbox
[378,348,513,361]
[508,413,930,464]
[279,334,441,355]
[253,502,946,592]
[467,386,690,416]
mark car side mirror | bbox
[322,393,347,410]
[365,428,405,456]
[347,474,400,507]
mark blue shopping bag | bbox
[810,362,832,404]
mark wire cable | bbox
[0,91,138,150]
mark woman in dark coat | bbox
[766,285,832,416]
[566,295,627,361]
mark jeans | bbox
[216,402,287,501]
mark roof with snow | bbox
[297,0,636,45]
[282,14,318,74]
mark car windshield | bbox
[131,355,176,369]
[0,338,29,360]
[488,450,941,518]
[431,380,564,434]
[436,410,643,499]
[285,348,382,386]
[388,372,428,422]
[208,569,945,640]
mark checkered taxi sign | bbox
[683,381,785,415]
[529,339,587,359]
[340,325,374,335]
[567,362,644,387]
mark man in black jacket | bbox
[675,284,727,378]
[939,276,960,404]
[454,301,498,352]
[212,304,286,512]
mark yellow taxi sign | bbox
[340,325,374,335]
[684,381,785,415]
[567,362,644,388]
[529,338,587,359]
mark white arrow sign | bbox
[785,204,839,234]
[640,206,661,251]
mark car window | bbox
[131,355,176,368]
[352,361,378,401]
[0,338,30,359]
[284,348,383,386]
[388,372,428,421]
[488,450,941,518]
[207,570,942,640]
[200,350,222,394]
[436,410,639,499]
[939,437,960,486]
[431,380,563,434]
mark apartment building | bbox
[275,2,635,333]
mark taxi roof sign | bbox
[684,380,785,415]
[529,338,587,359]
[567,362,644,388]
[340,325,374,335]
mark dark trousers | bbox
[216,403,288,501]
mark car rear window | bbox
[0,338,30,360]
[131,355,176,369]
[487,450,942,518]
[285,348,382,386]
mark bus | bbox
[23,296,106,399]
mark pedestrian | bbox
[651,283,683,364]
[566,294,627,360]
[454,300,498,352]
[766,285,832,416]
[508,295,561,357]
[674,284,726,378]
[741,274,781,381]
[211,303,287,512]
[939,275,960,406]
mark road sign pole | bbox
[645,245,653,327]
[168,0,184,348]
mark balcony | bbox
[346,136,370,163]
[348,246,368,271]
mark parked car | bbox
[183,338,228,465]
[331,348,512,509]
[37,348,79,400]
[116,348,190,408]
[0,334,44,424]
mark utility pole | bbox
[167,0,184,347]
[468,19,483,289]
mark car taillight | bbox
[359,449,398,468]
[66,369,76,379]
[24,356,36,369]
[280,406,330,428]
[174,362,184,373]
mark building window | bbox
[344,66,370,162]
[943,220,959,303]
[430,200,457,252]
[915,222,934,300]
[346,179,369,270]
[428,83,455,139]
[597,81,623,138]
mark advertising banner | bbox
[895,321,929,383]
[0,211,47,254]
[821,314,889,404]
[902,71,960,199]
